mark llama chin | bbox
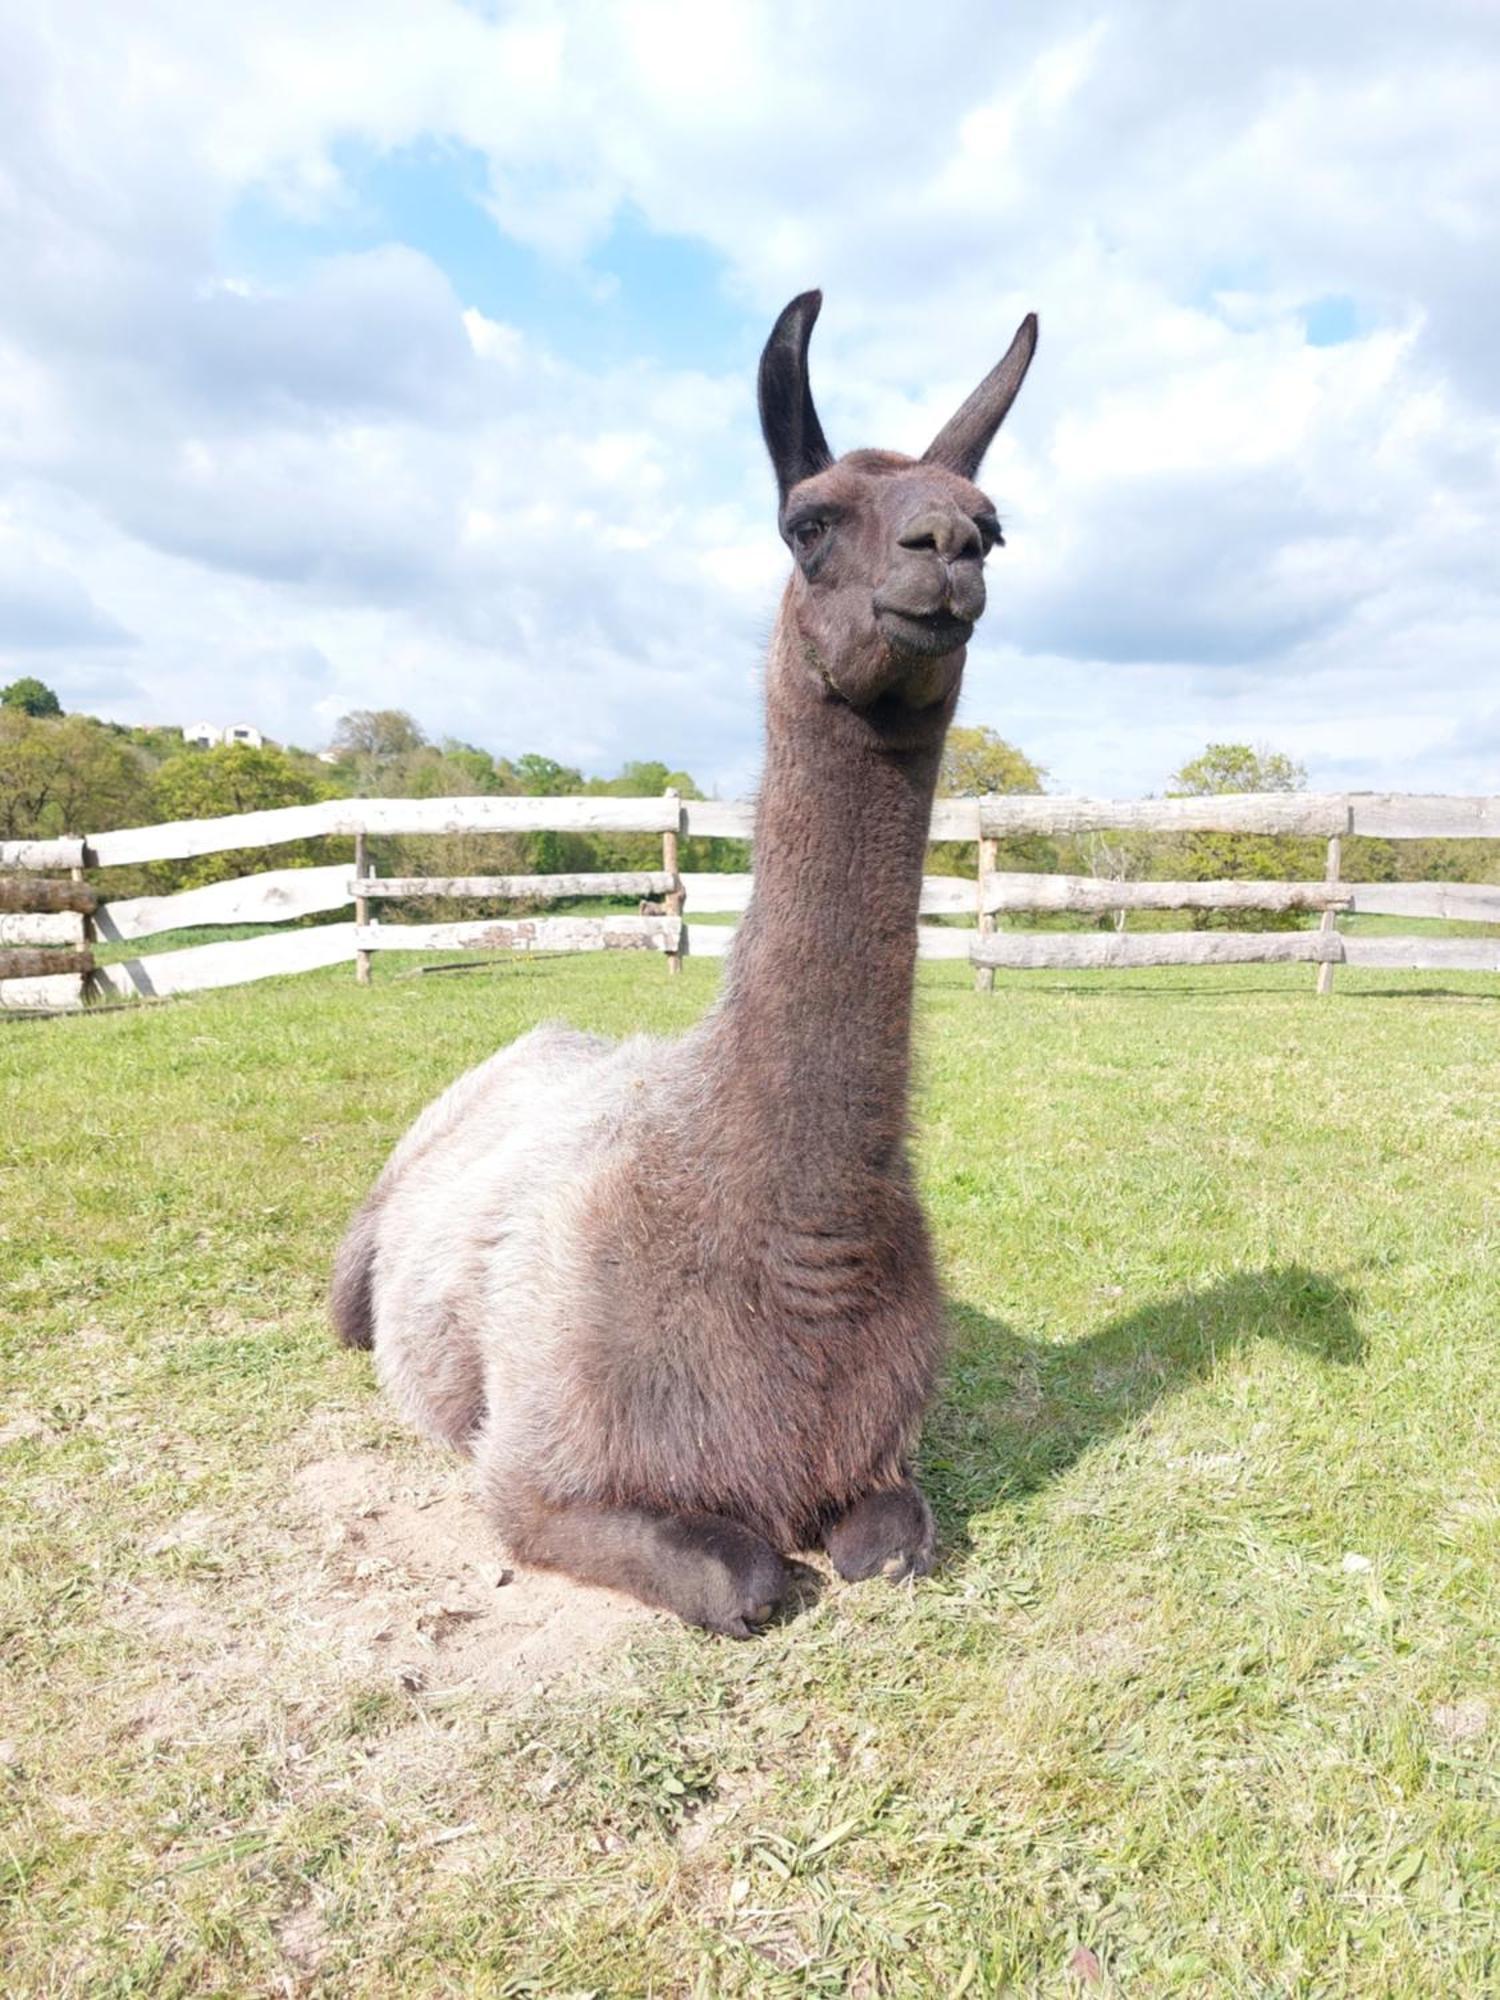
[331,290,1038,1635]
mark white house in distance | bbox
[182,722,264,749]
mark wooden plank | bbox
[93,864,352,943]
[91,923,359,1000]
[0,946,94,979]
[0,876,97,914]
[684,800,986,843]
[970,930,1342,970]
[355,916,683,954]
[928,799,983,842]
[354,831,372,988]
[618,870,1499,922]
[85,794,686,867]
[1316,834,1342,997]
[920,873,1353,915]
[977,791,1498,844]
[683,801,756,839]
[600,868,1352,916]
[359,871,674,901]
[1348,795,1500,840]
[0,912,86,947]
[0,971,86,1011]
[67,791,1500,869]
[665,792,1498,844]
[686,922,972,962]
[0,838,87,870]
[1340,935,1500,972]
[1347,882,1500,922]
[87,801,340,868]
[916,926,975,961]
[683,922,733,958]
[976,794,1352,838]
[679,872,755,913]
[975,837,997,994]
[627,915,1500,974]
[332,795,682,838]
[662,788,684,975]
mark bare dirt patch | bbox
[292,1451,648,1695]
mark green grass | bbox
[3,955,1497,1996]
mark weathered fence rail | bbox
[2,791,1496,1011]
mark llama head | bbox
[759,290,1037,713]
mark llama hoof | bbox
[692,1552,793,1639]
[826,1483,936,1585]
[665,1519,792,1638]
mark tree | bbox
[1,676,63,717]
[150,743,328,887]
[583,760,703,872]
[1080,830,1150,933]
[507,752,584,796]
[0,711,151,841]
[490,753,589,870]
[1165,741,1317,928]
[438,742,503,792]
[1170,743,1306,797]
[153,743,321,821]
[939,726,1046,800]
[936,726,1052,875]
[331,708,427,762]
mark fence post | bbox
[974,834,997,993]
[0,856,94,1012]
[663,788,684,974]
[354,829,372,986]
[1315,831,1342,996]
[72,858,97,1005]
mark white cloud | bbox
[0,0,1496,799]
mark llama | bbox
[331,291,1037,1634]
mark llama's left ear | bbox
[758,290,834,504]
[923,314,1039,480]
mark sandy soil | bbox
[290,1450,649,1695]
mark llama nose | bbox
[896,509,982,563]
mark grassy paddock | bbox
[2,955,1497,1996]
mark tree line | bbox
[2,678,1494,922]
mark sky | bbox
[1,0,1497,801]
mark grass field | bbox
[3,954,1497,1996]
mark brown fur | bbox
[331,292,1037,1632]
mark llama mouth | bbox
[876,606,975,658]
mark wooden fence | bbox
[2,792,1497,1013]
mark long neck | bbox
[697,604,951,1195]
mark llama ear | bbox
[758,290,834,504]
[922,313,1038,480]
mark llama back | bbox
[329,1022,611,1351]
[340,1025,666,1451]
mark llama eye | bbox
[792,518,826,551]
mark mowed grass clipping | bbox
[2,953,1497,1998]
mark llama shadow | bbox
[927,1263,1363,1543]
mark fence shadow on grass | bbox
[927,1263,1363,1541]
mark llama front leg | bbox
[825,1478,936,1584]
[501,1491,792,1638]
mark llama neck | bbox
[698,610,949,1190]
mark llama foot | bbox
[656,1514,794,1637]
[825,1481,936,1584]
[503,1495,792,1638]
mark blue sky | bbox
[1,0,1497,797]
[225,141,751,376]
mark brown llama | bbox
[331,291,1038,1634]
